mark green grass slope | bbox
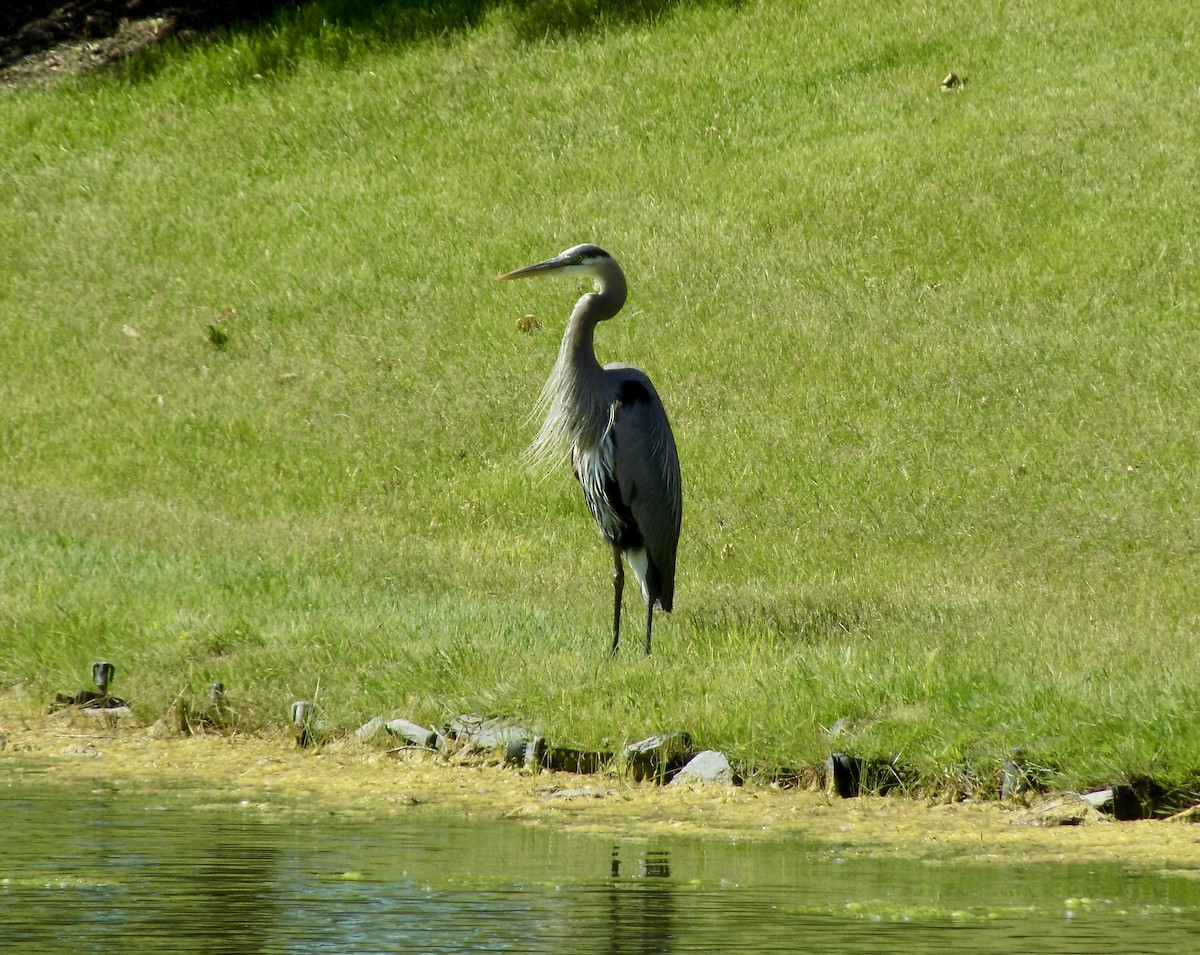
[2,0,1198,793]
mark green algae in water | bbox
[5,782,1200,954]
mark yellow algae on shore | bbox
[4,709,1200,871]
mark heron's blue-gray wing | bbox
[609,371,682,611]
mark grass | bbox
[2,0,1199,794]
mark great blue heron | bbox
[499,244,682,655]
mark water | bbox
[4,778,1200,954]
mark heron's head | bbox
[498,244,613,282]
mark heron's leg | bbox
[611,544,624,655]
[644,601,654,656]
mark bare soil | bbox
[0,0,285,87]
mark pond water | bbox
[4,776,1200,954]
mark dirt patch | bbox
[0,1,284,88]
[5,707,1200,870]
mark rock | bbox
[1166,804,1200,823]
[356,717,443,750]
[1079,788,1115,809]
[545,746,611,775]
[1020,793,1107,827]
[446,715,534,750]
[623,732,693,784]
[61,742,102,758]
[355,716,387,742]
[82,704,131,720]
[669,750,734,786]
[385,719,443,750]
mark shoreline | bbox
[5,707,1200,871]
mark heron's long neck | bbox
[531,273,627,464]
[561,285,620,379]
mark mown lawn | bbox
[2,0,1198,792]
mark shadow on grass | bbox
[106,0,744,85]
[300,0,706,40]
[686,592,966,646]
[688,594,881,645]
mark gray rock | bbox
[1019,793,1106,827]
[385,718,443,750]
[356,716,443,750]
[1079,788,1115,809]
[1166,804,1200,823]
[446,715,534,750]
[82,705,132,720]
[669,750,733,786]
[1079,784,1159,821]
[624,732,690,756]
[622,732,693,783]
[355,716,387,742]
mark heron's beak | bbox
[497,254,572,281]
